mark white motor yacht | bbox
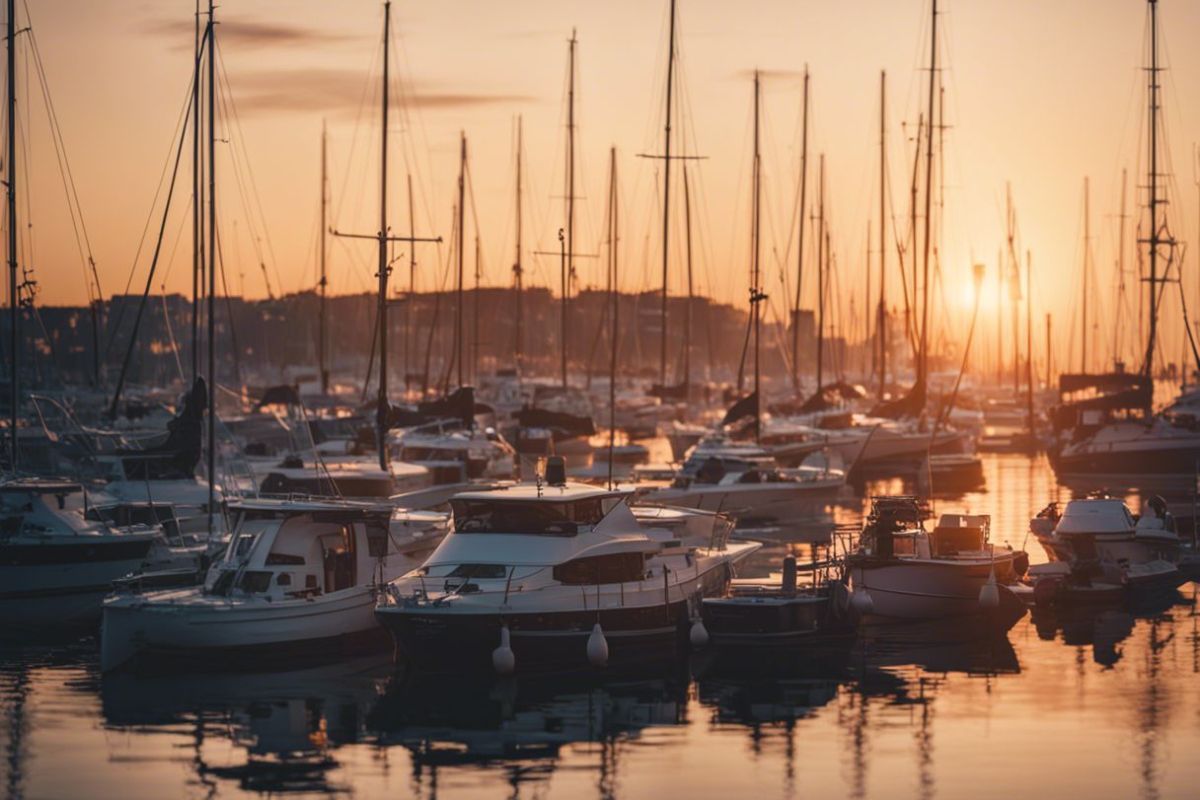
[1029,497,1182,565]
[635,436,847,524]
[100,497,448,671]
[374,464,760,674]
[0,479,158,627]
[392,420,516,479]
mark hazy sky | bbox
[17,0,1200,371]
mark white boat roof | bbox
[452,481,629,503]
[1057,498,1135,534]
[230,496,394,516]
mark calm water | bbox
[3,453,1199,800]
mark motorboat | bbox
[374,460,760,674]
[0,479,158,627]
[846,496,1028,627]
[1029,497,1182,565]
[392,420,516,479]
[699,554,857,648]
[634,436,847,525]
[100,497,449,671]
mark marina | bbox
[4,0,1200,797]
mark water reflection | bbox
[100,657,391,796]
[369,669,689,797]
[2,455,1200,799]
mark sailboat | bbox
[1049,0,1200,485]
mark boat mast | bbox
[319,121,329,395]
[1082,176,1089,373]
[1025,250,1034,432]
[792,66,809,395]
[456,131,466,388]
[607,147,619,488]
[563,29,576,390]
[191,0,201,383]
[752,70,762,441]
[1142,0,1162,390]
[376,1,391,469]
[683,165,694,394]
[877,70,887,400]
[405,172,415,392]
[918,0,938,389]
[659,0,676,388]
[6,0,16,470]
[205,0,216,537]
[1007,183,1019,392]
[816,154,825,392]
[513,116,523,375]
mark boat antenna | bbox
[6,0,17,470]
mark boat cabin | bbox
[204,499,399,600]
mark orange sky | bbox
[17,0,1200,373]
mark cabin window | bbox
[276,573,291,586]
[265,552,305,566]
[366,522,390,558]
[452,499,600,536]
[237,571,272,593]
[447,564,508,579]
[553,552,645,585]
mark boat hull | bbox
[848,557,1026,629]
[0,536,155,627]
[100,586,387,672]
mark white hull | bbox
[643,480,843,522]
[850,560,1008,620]
[101,585,381,671]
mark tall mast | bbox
[752,70,762,441]
[877,70,887,399]
[1082,176,1089,373]
[191,0,201,383]
[1025,250,1034,432]
[456,131,466,388]
[683,165,694,394]
[6,0,16,469]
[1142,0,1161,386]
[791,66,810,395]
[205,0,216,536]
[607,147,619,489]
[375,0,391,470]
[1116,167,1127,364]
[658,0,677,387]
[405,172,415,392]
[816,154,825,391]
[1006,183,1019,391]
[564,29,576,389]
[918,0,938,389]
[319,121,329,394]
[473,234,480,383]
[513,116,524,374]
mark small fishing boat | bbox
[846,496,1028,628]
[100,497,447,672]
[699,554,857,648]
[374,459,760,674]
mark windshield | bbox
[450,498,605,536]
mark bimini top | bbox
[1055,498,1135,535]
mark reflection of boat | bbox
[0,479,158,628]
[101,498,446,671]
[101,656,390,796]
[847,497,1028,628]
[376,464,759,674]
[369,670,687,770]
[853,619,1021,676]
